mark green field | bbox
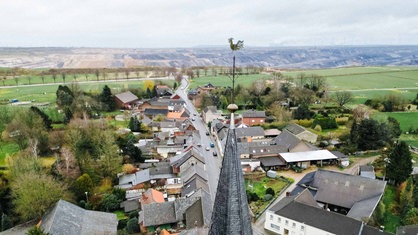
[371,111,418,147]
[0,142,19,166]
[282,66,418,91]
[372,111,418,131]
[189,73,270,89]
[0,79,175,104]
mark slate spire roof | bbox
[209,104,253,235]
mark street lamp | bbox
[85,191,88,202]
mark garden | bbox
[244,172,291,217]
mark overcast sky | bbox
[1,0,417,48]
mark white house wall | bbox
[265,211,334,235]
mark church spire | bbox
[209,104,253,235]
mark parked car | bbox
[210,142,215,148]
[206,147,210,151]
[213,152,217,157]
[206,132,210,136]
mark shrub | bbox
[294,119,313,128]
[312,116,337,129]
[265,187,275,197]
[118,219,128,230]
[126,217,140,234]
[122,164,137,174]
[336,117,349,125]
[128,210,139,219]
[263,194,273,201]
[314,124,322,132]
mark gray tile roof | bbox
[235,126,265,138]
[238,141,288,157]
[40,200,117,235]
[259,156,286,167]
[118,166,175,188]
[120,199,139,213]
[242,110,266,118]
[181,165,208,184]
[171,148,205,168]
[141,195,202,227]
[271,194,391,235]
[115,91,138,104]
[273,130,307,151]
[284,123,307,135]
[181,177,210,198]
[144,108,168,116]
[292,170,386,221]
[396,225,418,235]
[209,126,253,235]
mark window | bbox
[285,220,288,226]
[277,217,281,223]
[292,222,296,228]
[270,215,273,220]
[271,224,280,230]
[301,225,305,231]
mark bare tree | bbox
[333,91,353,108]
[352,104,371,123]
[61,71,66,84]
[95,69,100,81]
[28,138,39,159]
[40,72,45,84]
[125,69,130,80]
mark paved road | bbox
[176,77,221,203]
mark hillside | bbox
[1,45,418,69]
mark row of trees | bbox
[0,66,263,86]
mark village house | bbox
[202,106,223,124]
[272,130,316,152]
[284,123,318,143]
[40,200,118,235]
[114,91,139,109]
[265,189,390,235]
[241,110,266,126]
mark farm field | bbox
[282,66,418,91]
[372,111,418,148]
[189,73,270,89]
[0,79,175,104]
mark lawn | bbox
[382,185,401,234]
[245,174,290,216]
[372,111,418,131]
[371,111,418,148]
[0,142,19,166]
[189,73,270,89]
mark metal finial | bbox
[227,104,238,113]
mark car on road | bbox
[191,117,195,121]
[213,152,217,157]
